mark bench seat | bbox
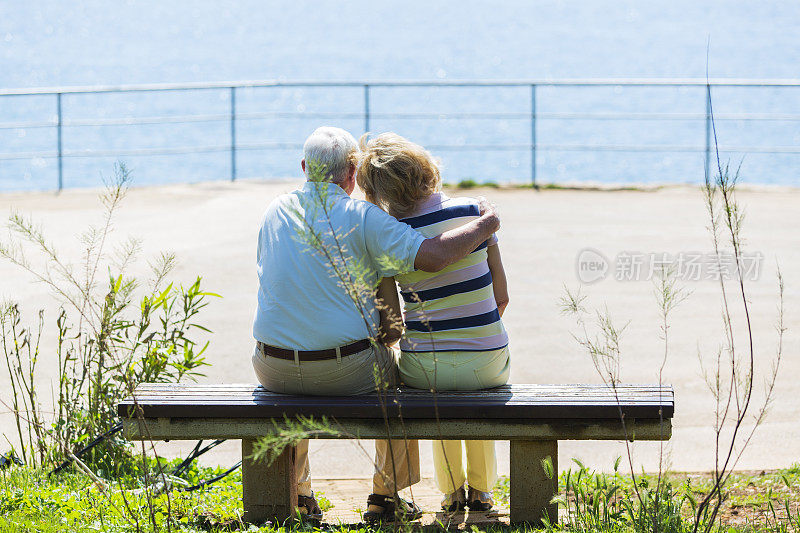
[119,383,674,525]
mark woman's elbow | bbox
[496,296,509,315]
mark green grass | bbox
[532,183,653,191]
[491,462,800,533]
[1,460,798,532]
[0,458,334,532]
[451,179,501,189]
[0,464,247,532]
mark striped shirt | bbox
[396,192,508,353]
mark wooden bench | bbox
[118,383,673,525]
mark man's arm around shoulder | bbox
[414,198,501,272]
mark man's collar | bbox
[301,180,349,197]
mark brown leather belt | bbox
[258,338,372,361]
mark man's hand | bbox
[476,196,500,233]
[414,197,502,272]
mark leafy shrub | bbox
[0,163,217,469]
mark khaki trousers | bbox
[252,343,420,497]
[399,346,510,494]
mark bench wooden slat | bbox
[126,385,671,396]
[118,383,674,420]
[131,383,668,391]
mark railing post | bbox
[56,92,63,191]
[704,85,711,181]
[364,84,370,133]
[531,84,537,188]
[230,87,237,182]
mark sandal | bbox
[466,486,494,512]
[297,493,323,522]
[441,486,466,512]
[363,493,423,523]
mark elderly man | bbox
[252,127,500,523]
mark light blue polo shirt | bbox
[253,181,426,350]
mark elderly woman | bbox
[356,133,511,512]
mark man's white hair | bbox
[303,126,358,183]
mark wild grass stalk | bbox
[689,81,786,533]
[559,80,787,533]
[0,162,219,532]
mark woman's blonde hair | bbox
[356,132,441,218]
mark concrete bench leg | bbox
[509,440,558,526]
[242,439,297,524]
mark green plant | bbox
[546,458,687,533]
[453,179,500,189]
[762,474,800,532]
[0,463,246,532]
[5,461,800,532]
[0,163,217,471]
[689,84,785,533]
[559,80,786,533]
[250,416,342,468]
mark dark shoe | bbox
[297,493,323,522]
[441,486,466,512]
[363,493,423,523]
[466,486,494,512]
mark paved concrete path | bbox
[0,180,797,476]
[315,476,509,527]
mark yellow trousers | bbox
[399,346,510,494]
[434,439,497,493]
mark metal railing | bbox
[1,78,799,190]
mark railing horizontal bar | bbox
[236,142,306,151]
[0,142,304,159]
[0,119,57,129]
[65,113,231,126]
[0,150,56,160]
[61,145,232,157]
[427,144,800,153]
[538,112,800,121]
[533,144,800,153]
[370,111,800,121]
[3,143,799,162]
[63,111,364,126]
[237,111,364,120]
[2,78,800,96]
[5,111,800,131]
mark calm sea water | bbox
[1,1,799,191]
